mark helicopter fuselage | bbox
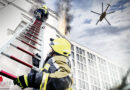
[99,12,106,21]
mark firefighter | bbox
[34,5,49,22]
[13,38,73,90]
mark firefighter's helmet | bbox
[42,5,48,10]
[50,38,71,57]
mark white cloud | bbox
[70,0,130,68]
[45,0,57,11]
[71,27,130,67]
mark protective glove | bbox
[13,75,28,89]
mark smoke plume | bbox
[56,0,73,35]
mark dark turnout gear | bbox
[32,53,41,67]
[14,55,73,90]
[14,74,28,89]
[30,53,41,74]
[34,5,49,22]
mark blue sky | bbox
[45,0,130,68]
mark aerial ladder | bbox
[0,19,45,82]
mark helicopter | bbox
[91,2,115,25]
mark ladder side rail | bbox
[39,23,45,68]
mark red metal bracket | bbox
[0,70,17,80]
[10,43,35,56]
[16,38,41,51]
[26,32,42,41]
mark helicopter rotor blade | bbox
[107,11,115,14]
[105,3,111,12]
[91,11,101,15]
[102,2,103,13]
[96,20,100,25]
[105,18,111,25]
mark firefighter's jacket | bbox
[16,55,73,90]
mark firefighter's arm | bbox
[14,72,43,89]
[13,74,29,89]
[49,61,73,90]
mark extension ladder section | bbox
[0,19,44,72]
